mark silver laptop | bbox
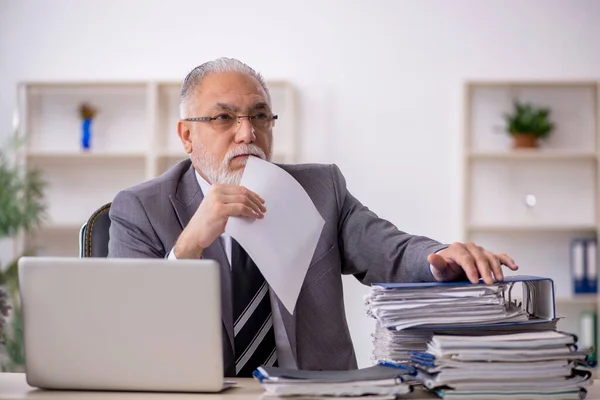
[18,257,229,392]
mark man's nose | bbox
[234,116,255,143]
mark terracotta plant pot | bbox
[513,134,539,149]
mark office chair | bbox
[79,203,112,257]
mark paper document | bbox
[225,157,325,313]
[254,365,413,397]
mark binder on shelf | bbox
[585,238,597,294]
[570,238,587,294]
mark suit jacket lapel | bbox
[273,290,298,363]
[168,164,235,355]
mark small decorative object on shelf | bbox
[78,102,98,151]
[503,101,555,149]
[524,194,537,208]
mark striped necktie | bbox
[231,239,278,377]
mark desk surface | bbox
[0,373,441,400]
[2,373,598,400]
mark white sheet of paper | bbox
[224,156,325,313]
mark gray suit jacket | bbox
[108,159,447,374]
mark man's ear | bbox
[178,120,193,154]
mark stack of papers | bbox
[410,331,594,399]
[365,278,558,364]
[366,282,530,331]
[371,320,560,365]
[252,364,414,399]
[364,276,595,398]
[372,328,431,363]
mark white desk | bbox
[1,373,598,400]
[0,373,440,400]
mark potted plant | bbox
[0,135,46,372]
[503,101,555,148]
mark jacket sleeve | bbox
[331,164,447,284]
[107,189,165,258]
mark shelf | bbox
[158,152,187,158]
[469,150,597,161]
[24,81,148,88]
[27,152,147,160]
[467,81,598,89]
[467,224,597,233]
[14,78,298,262]
[464,81,600,349]
[26,84,149,154]
[25,227,81,257]
[35,223,83,231]
[556,295,598,305]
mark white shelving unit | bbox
[15,80,298,257]
[462,80,599,348]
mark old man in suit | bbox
[108,57,518,377]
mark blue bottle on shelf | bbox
[81,118,92,151]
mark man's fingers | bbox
[427,253,447,268]
[498,253,519,271]
[435,243,519,284]
[449,245,480,284]
[225,203,261,219]
[212,186,266,215]
[248,191,267,212]
[237,188,266,212]
[211,184,245,193]
[428,254,455,281]
[213,185,265,204]
[229,186,266,212]
[223,194,264,217]
[486,251,504,282]
[466,243,494,284]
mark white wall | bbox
[1,0,599,367]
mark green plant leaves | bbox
[1,302,25,372]
[0,258,25,372]
[503,101,555,139]
[0,136,46,372]
[0,137,47,238]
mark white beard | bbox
[192,143,268,185]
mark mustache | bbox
[223,144,267,165]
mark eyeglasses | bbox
[183,112,278,133]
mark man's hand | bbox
[174,184,266,259]
[428,242,518,284]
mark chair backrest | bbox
[79,203,112,258]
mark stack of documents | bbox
[366,280,531,331]
[365,276,595,398]
[366,276,558,364]
[410,331,594,399]
[371,320,560,364]
[253,364,414,399]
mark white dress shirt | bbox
[168,171,298,369]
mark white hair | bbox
[179,57,271,118]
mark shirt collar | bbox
[195,170,211,196]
